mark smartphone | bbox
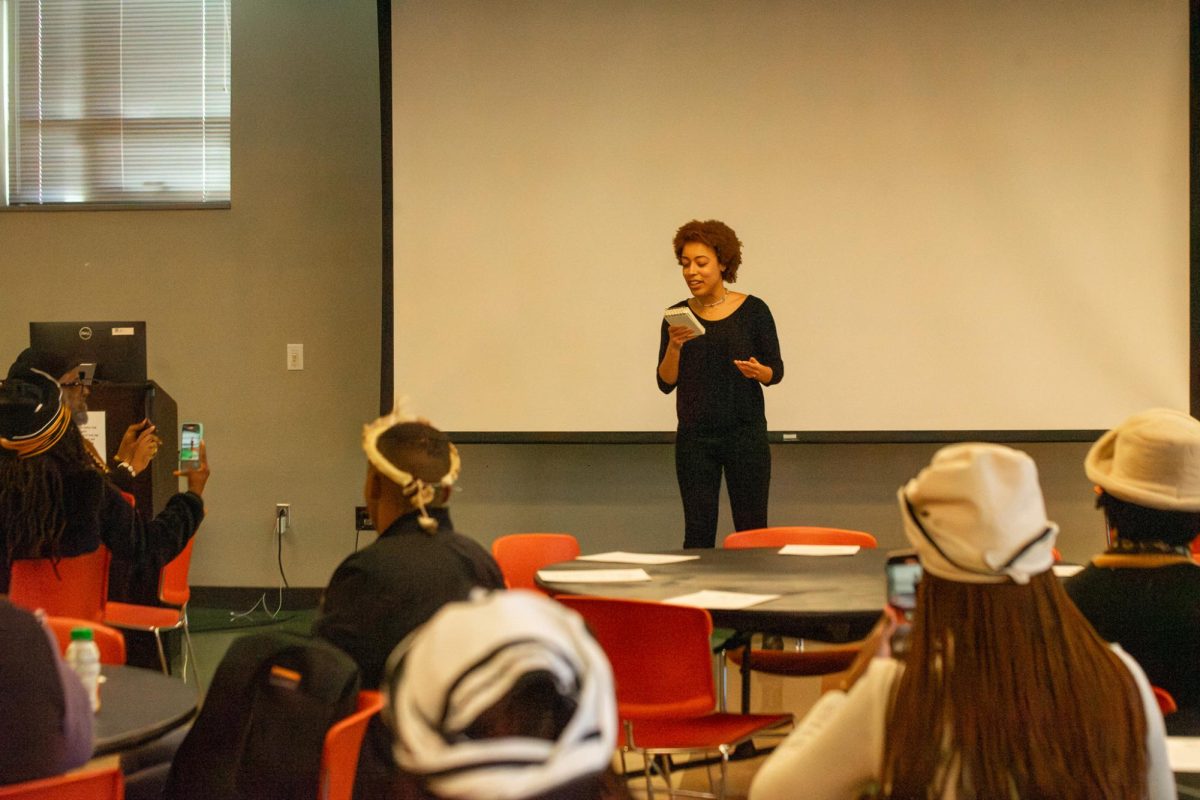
[885,551,922,656]
[885,551,923,619]
[180,422,203,470]
[69,363,96,386]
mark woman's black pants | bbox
[675,425,770,549]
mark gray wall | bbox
[0,1,1112,591]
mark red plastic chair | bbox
[0,765,124,799]
[720,527,878,712]
[8,546,112,622]
[319,690,385,800]
[1153,686,1178,717]
[45,616,128,665]
[558,596,791,799]
[491,533,580,593]
[105,536,201,687]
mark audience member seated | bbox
[1064,408,1200,734]
[0,599,92,785]
[383,590,631,800]
[0,365,208,594]
[312,407,505,797]
[749,443,1173,800]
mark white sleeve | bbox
[1110,646,1174,800]
[748,658,899,800]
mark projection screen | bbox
[389,1,1189,437]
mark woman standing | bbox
[657,219,783,549]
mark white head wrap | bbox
[383,590,617,800]
[362,402,460,532]
[898,443,1058,585]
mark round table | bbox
[94,665,199,757]
[536,547,889,642]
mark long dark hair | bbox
[0,423,103,564]
[880,571,1149,798]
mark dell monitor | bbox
[29,321,148,383]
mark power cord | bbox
[229,507,289,622]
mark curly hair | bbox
[672,220,743,283]
[1098,490,1200,548]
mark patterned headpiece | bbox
[362,402,460,533]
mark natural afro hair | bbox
[672,219,743,283]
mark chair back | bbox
[1153,686,1178,716]
[491,533,580,592]
[723,526,878,550]
[0,765,124,799]
[557,596,714,720]
[319,690,385,800]
[8,546,112,622]
[160,537,196,607]
[45,616,127,664]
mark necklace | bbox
[696,288,728,309]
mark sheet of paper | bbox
[536,568,652,584]
[1052,564,1084,578]
[664,590,780,610]
[78,411,106,460]
[1168,737,1200,772]
[577,551,701,565]
[778,544,860,556]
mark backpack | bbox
[165,630,361,800]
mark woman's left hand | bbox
[116,420,161,474]
[733,356,772,384]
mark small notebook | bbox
[663,306,705,336]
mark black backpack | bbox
[165,631,361,800]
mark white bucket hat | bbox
[898,443,1058,585]
[383,590,617,800]
[1085,408,1200,512]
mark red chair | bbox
[319,690,385,800]
[105,536,201,687]
[558,596,791,799]
[720,527,878,712]
[8,546,112,622]
[44,616,127,664]
[491,533,580,593]
[1153,686,1178,717]
[0,765,124,799]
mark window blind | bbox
[4,0,230,207]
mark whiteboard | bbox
[390,0,1188,434]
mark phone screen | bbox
[180,423,202,465]
[886,558,923,613]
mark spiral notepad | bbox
[663,306,705,336]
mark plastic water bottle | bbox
[64,627,102,712]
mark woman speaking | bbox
[657,219,783,549]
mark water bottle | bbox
[64,627,102,712]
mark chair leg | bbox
[181,620,202,690]
[152,629,169,675]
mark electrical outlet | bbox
[276,503,291,534]
[355,505,374,531]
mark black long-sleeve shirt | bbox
[657,295,783,433]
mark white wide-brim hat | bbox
[383,590,617,800]
[1085,408,1200,512]
[898,443,1058,585]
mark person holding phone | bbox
[0,366,209,594]
[657,219,783,548]
[749,444,1172,800]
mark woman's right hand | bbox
[174,440,210,496]
[666,324,697,351]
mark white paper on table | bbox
[1167,737,1200,772]
[1052,564,1084,578]
[778,544,860,556]
[664,590,780,610]
[577,551,701,565]
[536,568,652,583]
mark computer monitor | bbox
[29,321,148,383]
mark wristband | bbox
[117,461,137,478]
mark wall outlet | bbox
[276,503,291,534]
[355,505,374,531]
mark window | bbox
[2,0,230,208]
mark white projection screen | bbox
[389,1,1190,437]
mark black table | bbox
[537,547,889,642]
[94,665,199,757]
